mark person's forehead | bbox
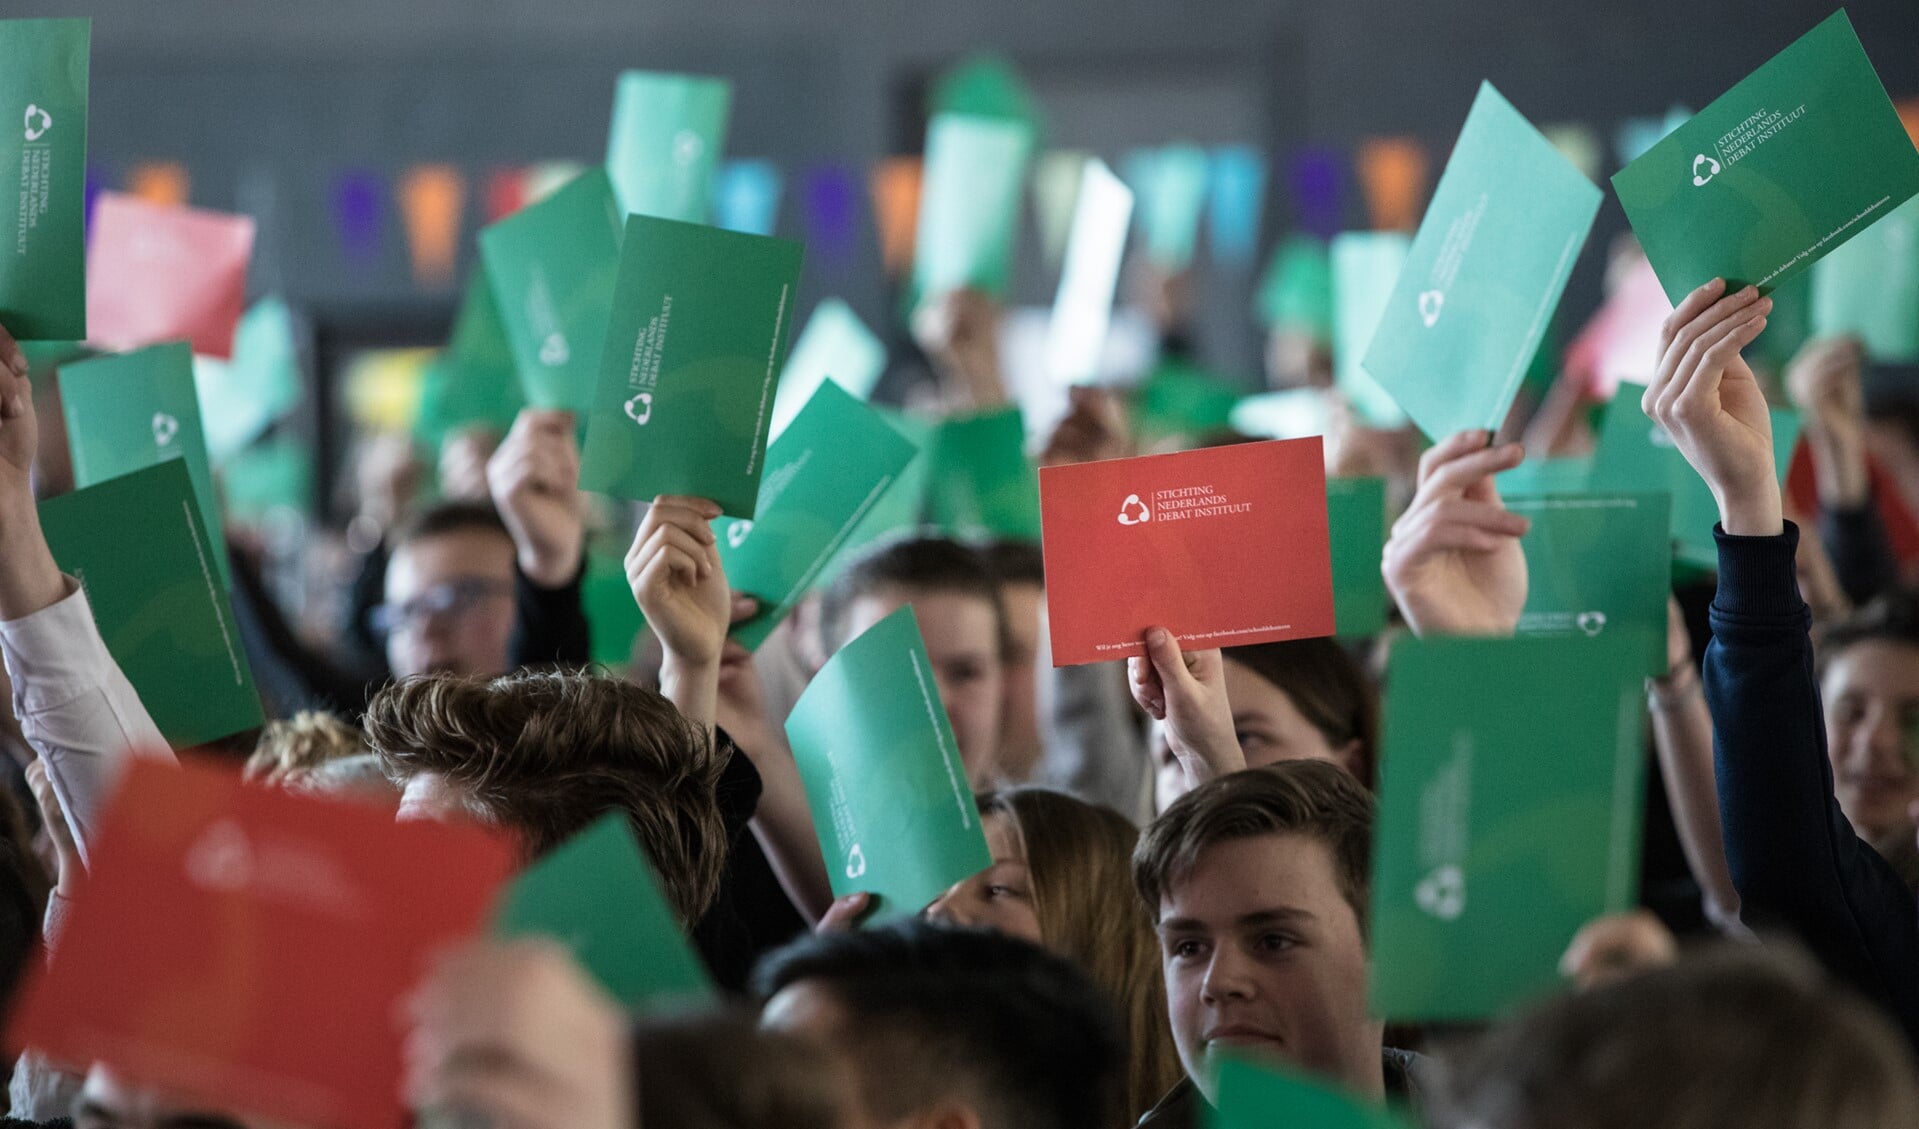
[1827,639,1919,698]
[851,589,998,647]
[761,980,852,1040]
[387,528,515,592]
[1161,832,1349,920]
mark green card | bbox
[494,814,714,1010]
[1327,477,1389,638]
[1209,1057,1411,1129]
[604,71,731,224]
[785,605,993,922]
[913,114,1035,298]
[1811,193,1919,362]
[38,460,261,747]
[1507,493,1671,678]
[416,274,526,449]
[194,298,302,465]
[1230,388,1332,441]
[717,382,920,651]
[1127,145,1211,270]
[0,18,88,341]
[930,55,1041,137]
[1256,235,1333,340]
[1331,232,1411,428]
[924,407,1042,541]
[218,438,312,523]
[813,408,935,592]
[1132,361,1242,446]
[477,167,624,413]
[771,298,887,440]
[1587,398,1802,570]
[1613,11,1919,302]
[582,550,645,670]
[580,214,805,516]
[1496,456,1591,497]
[60,342,231,591]
[1363,83,1602,442]
[1371,632,1648,1020]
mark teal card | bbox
[494,814,714,1010]
[786,605,993,922]
[1331,232,1411,428]
[1364,83,1602,442]
[1507,493,1671,678]
[477,168,624,413]
[60,342,231,591]
[38,460,262,748]
[1126,145,1211,270]
[1209,1057,1412,1129]
[580,214,805,517]
[1614,11,1919,302]
[416,274,526,449]
[0,18,88,341]
[913,114,1035,298]
[770,298,887,439]
[1132,361,1242,446]
[1256,235,1334,340]
[1496,457,1592,497]
[218,438,312,524]
[812,408,935,592]
[924,407,1042,541]
[1327,477,1389,638]
[605,71,731,224]
[582,550,646,670]
[1811,193,1919,362]
[1371,632,1648,1020]
[194,298,301,465]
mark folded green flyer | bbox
[194,298,302,465]
[416,274,525,449]
[580,214,805,517]
[914,114,1035,298]
[605,71,731,224]
[1587,399,1802,570]
[1496,456,1591,498]
[1327,477,1389,638]
[1507,494,1671,678]
[1811,193,1919,362]
[924,407,1042,541]
[770,298,887,440]
[785,605,993,922]
[494,814,713,1010]
[1363,83,1601,443]
[1331,233,1410,428]
[38,460,261,747]
[1614,11,1919,302]
[717,382,920,651]
[0,18,88,341]
[60,342,231,591]
[1371,632,1648,1020]
[477,168,624,413]
[1209,1057,1412,1129]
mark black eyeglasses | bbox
[370,578,513,635]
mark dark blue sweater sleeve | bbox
[1706,522,1919,1047]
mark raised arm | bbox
[1381,429,1530,638]
[489,408,591,669]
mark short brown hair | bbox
[635,1012,852,1129]
[363,669,728,924]
[1223,638,1381,790]
[1133,762,1373,935]
[818,536,1006,656]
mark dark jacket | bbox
[1136,1048,1427,1127]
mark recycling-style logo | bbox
[1117,494,1151,527]
[538,332,570,367]
[845,843,867,880]
[1577,611,1608,637]
[1691,153,1721,187]
[726,520,753,549]
[184,819,255,893]
[1415,864,1466,921]
[151,412,180,448]
[673,129,705,166]
[1418,290,1445,328]
[22,105,50,142]
[624,393,654,426]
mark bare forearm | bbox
[0,504,68,623]
[659,655,719,735]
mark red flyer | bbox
[86,193,255,359]
[7,757,515,1128]
[1040,437,1336,666]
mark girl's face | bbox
[1823,639,1919,841]
[1152,660,1364,814]
[925,812,1044,946]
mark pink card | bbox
[86,193,255,359]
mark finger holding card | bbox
[1383,430,1530,637]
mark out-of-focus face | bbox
[1822,639,1919,841]
[997,581,1045,784]
[1152,662,1362,814]
[76,1067,253,1129]
[382,527,517,679]
[843,589,1004,788]
[1155,834,1381,1105]
[925,811,1045,945]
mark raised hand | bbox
[1382,430,1530,637]
[628,497,730,732]
[0,320,63,621]
[912,288,1008,409]
[1129,627,1244,793]
[1641,279,1778,536]
[487,409,586,588]
[1040,386,1131,468]
[1786,336,1869,510]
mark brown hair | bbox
[1133,761,1373,936]
[1223,638,1381,790]
[363,669,728,924]
[634,1012,853,1129]
[983,789,1183,1125]
[390,499,511,552]
[818,536,1007,656]
[244,711,368,786]
[1817,588,1919,676]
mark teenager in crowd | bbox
[981,541,1046,786]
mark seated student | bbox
[1814,592,1919,879]
[819,537,1007,788]
[1131,762,1418,1127]
[755,920,1126,1129]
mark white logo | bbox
[151,412,180,448]
[672,129,705,166]
[1117,494,1151,526]
[1648,425,1676,450]
[184,819,255,893]
[726,520,753,549]
[538,332,570,367]
[845,843,867,880]
[1691,153,1720,187]
[22,104,50,142]
[1418,290,1445,328]
[624,393,654,426]
[1577,611,1608,637]
[1415,864,1466,921]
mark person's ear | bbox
[1334,738,1367,781]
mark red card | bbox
[1565,254,1672,401]
[86,193,256,359]
[1040,437,1335,666]
[7,757,515,1128]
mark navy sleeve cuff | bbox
[1710,520,1805,621]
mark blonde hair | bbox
[245,711,368,786]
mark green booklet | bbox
[1613,11,1919,302]
[770,298,887,440]
[1327,477,1389,638]
[1370,632,1648,1020]
[1209,1057,1412,1129]
[60,342,231,591]
[1811,193,1919,362]
[38,460,261,748]
[1363,83,1601,442]
[580,214,805,517]
[604,71,731,224]
[717,382,920,651]
[914,114,1035,298]
[194,298,301,465]
[416,274,525,450]
[0,18,88,341]
[1587,398,1802,569]
[477,168,624,414]
[784,605,993,922]
[493,814,713,1010]
[924,407,1042,541]
[1331,232,1411,428]
[1507,493,1671,678]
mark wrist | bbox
[1714,483,1785,539]
[518,542,583,590]
[0,508,69,622]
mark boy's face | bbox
[842,588,1005,788]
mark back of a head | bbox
[817,535,1003,654]
[634,1012,852,1129]
[362,669,728,924]
[1223,638,1381,790]
[981,539,1046,589]
[244,710,369,786]
[1427,946,1919,1129]
[753,919,1125,1129]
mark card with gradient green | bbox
[1331,232,1411,428]
[1327,477,1389,638]
[416,274,525,449]
[605,71,731,224]
[785,605,992,922]
[1811,193,1919,362]
[1209,1058,1412,1129]
[925,407,1042,541]
[812,408,935,591]
[914,115,1035,298]
[0,18,88,341]
[1507,493,1671,678]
